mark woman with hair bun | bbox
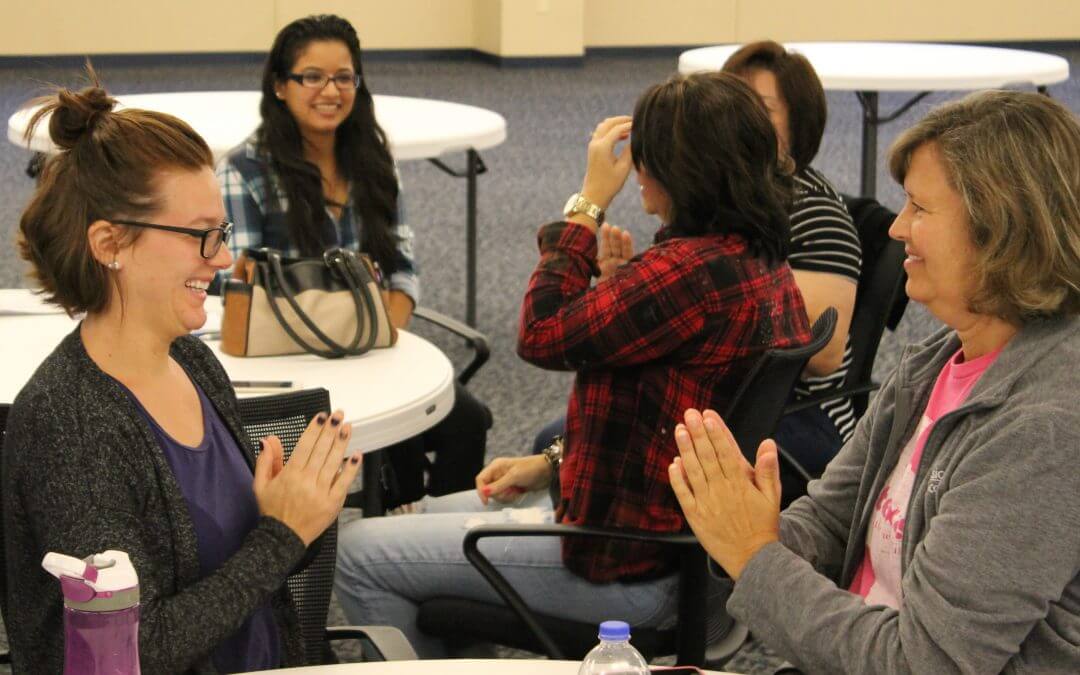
[2,72,361,672]
[217,13,490,506]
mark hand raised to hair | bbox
[253,410,363,546]
[596,222,635,282]
[579,116,634,219]
[668,409,781,581]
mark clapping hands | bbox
[668,409,781,581]
[597,223,635,282]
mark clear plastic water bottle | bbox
[578,620,649,675]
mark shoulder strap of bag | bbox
[261,249,377,358]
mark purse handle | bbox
[261,248,379,358]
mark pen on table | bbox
[231,380,294,389]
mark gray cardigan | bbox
[1,328,308,673]
[729,316,1080,674]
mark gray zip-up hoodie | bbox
[728,316,1080,673]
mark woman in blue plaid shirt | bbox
[217,14,490,504]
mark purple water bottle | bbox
[42,550,141,674]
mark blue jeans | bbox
[334,489,680,658]
[772,403,844,508]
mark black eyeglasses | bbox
[113,220,233,259]
[285,71,362,90]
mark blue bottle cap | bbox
[598,620,631,641]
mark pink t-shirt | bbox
[848,347,1001,608]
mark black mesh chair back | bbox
[842,196,909,418]
[236,388,333,666]
[725,308,838,459]
[416,310,838,666]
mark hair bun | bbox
[49,85,116,150]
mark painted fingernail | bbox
[257,439,265,450]
[330,414,342,427]
[316,413,328,425]
[482,486,491,495]
[350,455,360,465]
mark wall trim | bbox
[1,39,1073,70]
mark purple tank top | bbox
[123,381,281,672]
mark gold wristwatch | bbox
[541,436,564,472]
[563,193,605,224]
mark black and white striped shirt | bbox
[789,167,862,441]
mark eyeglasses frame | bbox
[112,219,234,259]
[284,71,363,91]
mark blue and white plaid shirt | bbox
[216,135,420,304]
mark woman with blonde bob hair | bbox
[669,89,1080,673]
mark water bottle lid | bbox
[42,550,139,611]
[598,620,631,641]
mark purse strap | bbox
[261,248,379,358]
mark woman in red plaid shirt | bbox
[336,71,812,657]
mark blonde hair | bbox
[889,90,1080,322]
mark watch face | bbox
[563,193,582,217]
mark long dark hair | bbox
[257,14,400,273]
[630,71,792,262]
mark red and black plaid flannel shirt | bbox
[518,221,811,583]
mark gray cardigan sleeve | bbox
[727,403,1080,674]
[8,384,307,673]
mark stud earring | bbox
[108,260,121,271]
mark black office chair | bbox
[416,309,838,667]
[785,196,908,422]
[237,388,416,664]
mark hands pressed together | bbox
[253,410,363,546]
[668,409,782,581]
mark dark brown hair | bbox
[889,90,1080,321]
[258,14,400,273]
[18,65,213,316]
[630,71,792,262]
[722,40,827,172]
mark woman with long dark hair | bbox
[335,71,812,658]
[217,14,489,503]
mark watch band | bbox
[563,193,605,224]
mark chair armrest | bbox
[325,625,418,661]
[461,523,699,659]
[781,381,881,416]
[412,306,490,386]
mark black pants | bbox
[380,382,491,508]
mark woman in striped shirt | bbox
[724,41,863,504]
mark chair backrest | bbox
[841,195,909,418]
[724,308,838,459]
[236,388,333,666]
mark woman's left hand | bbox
[580,116,634,215]
[668,409,782,581]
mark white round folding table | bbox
[245,658,736,674]
[0,288,454,456]
[679,42,1070,196]
[7,92,508,326]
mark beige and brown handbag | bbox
[221,247,397,358]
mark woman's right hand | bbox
[253,410,362,546]
[475,455,552,505]
[580,115,634,212]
